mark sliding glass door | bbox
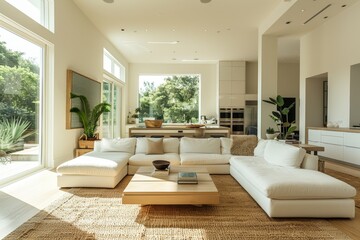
[0,25,44,182]
[102,79,122,139]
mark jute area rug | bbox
[326,169,360,208]
[6,173,356,240]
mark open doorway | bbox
[306,73,328,128]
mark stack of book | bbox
[177,172,198,184]
[151,168,169,177]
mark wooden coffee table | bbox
[122,166,219,205]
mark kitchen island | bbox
[129,125,230,138]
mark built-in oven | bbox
[232,108,244,121]
[232,121,244,134]
[219,108,231,122]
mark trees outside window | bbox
[0,27,42,155]
[139,75,199,123]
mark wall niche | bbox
[350,63,360,127]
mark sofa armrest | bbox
[301,153,319,171]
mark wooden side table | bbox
[291,143,325,172]
[75,148,93,157]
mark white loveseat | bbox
[230,140,356,218]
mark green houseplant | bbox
[263,95,296,140]
[0,118,35,153]
[265,127,278,139]
[70,93,111,141]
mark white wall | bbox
[0,1,129,167]
[278,62,300,127]
[300,2,360,142]
[246,62,258,94]
[128,63,218,123]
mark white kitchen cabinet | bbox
[343,146,360,165]
[307,128,360,167]
[219,61,246,107]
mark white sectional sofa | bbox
[56,137,357,218]
[230,140,356,218]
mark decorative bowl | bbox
[145,120,163,128]
[152,160,170,170]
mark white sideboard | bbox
[307,127,360,167]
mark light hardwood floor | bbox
[0,168,359,239]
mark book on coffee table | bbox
[177,172,198,184]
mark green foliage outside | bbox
[139,75,199,123]
[0,118,35,152]
[0,40,39,146]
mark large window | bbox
[103,49,125,82]
[5,0,54,32]
[102,49,124,138]
[0,25,44,183]
[139,75,200,123]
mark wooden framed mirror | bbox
[66,70,101,129]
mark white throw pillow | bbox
[101,138,136,154]
[264,140,306,168]
[163,138,180,153]
[135,138,179,154]
[180,137,220,154]
[220,137,233,154]
[253,139,269,157]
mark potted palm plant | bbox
[70,93,111,148]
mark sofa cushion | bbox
[181,153,231,165]
[220,138,233,154]
[253,139,269,157]
[57,151,130,177]
[136,138,179,154]
[231,135,258,156]
[146,138,164,154]
[230,156,356,199]
[100,138,136,154]
[264,140,306,168]
[129,153,180,166]
[180,137,220,154]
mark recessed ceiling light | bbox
[200,0,211,3]
[147,41,179,44]
[103,0,114,3]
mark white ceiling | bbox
[73,0,358,64]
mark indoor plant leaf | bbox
[276,95,284,107]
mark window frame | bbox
[103,48,125,83]
[5,0,54,32]
[0,15,54,183]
